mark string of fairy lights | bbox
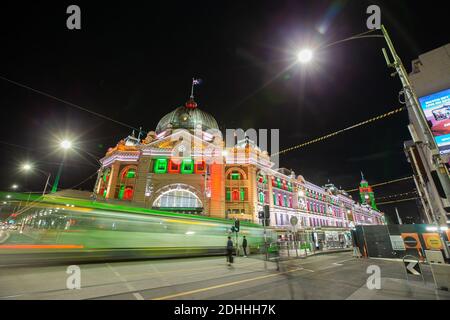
[375,190,417,201]
[345,176,414,193]
[377,197,419,206]
[272,107,406,157]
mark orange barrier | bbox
[0,244,84,250]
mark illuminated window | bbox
[273,192,276,205]
[123,187,134,200]
[240,188,246,201]
[168,159,180,173]
[153,189,202,208]
[181,159,194,174]
[232,190,239,201]
[231,172,241,180]
[226,189,231,201]
[154,159,168,173]
[118,185,133,200]
[259,192,264,203]
[194,160,206,174]
[102,169,111,183]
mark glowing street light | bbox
[11,184,18,190]
[20,163,52,196]
[22,163,32,171]
[297,49,313,63]
[60,139,73,150]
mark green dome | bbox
[155,102,219,134]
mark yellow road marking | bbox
[152,268,303,300]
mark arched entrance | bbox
[152,184,203,214]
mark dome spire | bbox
[186,78,202,109]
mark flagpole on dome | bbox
[190,78,195,99]
[186,78,202,109]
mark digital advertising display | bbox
[419,88,450,154]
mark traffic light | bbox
[263,205,270,219]
[234,219,240,232]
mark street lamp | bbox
[51,139,74,193]
[20,163,52,196]
[60,139,73,150]
[297,49,313,63]
[11,184,18,190]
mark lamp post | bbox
[294,25,450,257]
[51,139,73,193]
[21,163,52,196]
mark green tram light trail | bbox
[0,191,262,228]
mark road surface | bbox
[0,252,449,300]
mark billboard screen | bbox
[419,88,450,154]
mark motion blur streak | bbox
[0,244,84,249]
[0,193,270,265]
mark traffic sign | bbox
[402,255,424,282]
[290,216,298,226]
[390,235,406,251]
[404,260,421,275]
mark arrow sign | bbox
[404,260,421,275]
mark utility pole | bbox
[381,25,450,226]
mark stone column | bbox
[106,162,120,199]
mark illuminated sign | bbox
[422,233,443,250]
[401,233,421,249]
[419,88,450,154]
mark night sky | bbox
[0,1,447,223]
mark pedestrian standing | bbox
[242,236,248,257]
[226,236,233,266]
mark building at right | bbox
[404,43,450,226]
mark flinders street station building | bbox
[94,94,384,238]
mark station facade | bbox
[94,96,384,234]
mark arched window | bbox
[258,191,264,203]
[117,166,137,200]
[98,168,111,197]
[153,189,203,208]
